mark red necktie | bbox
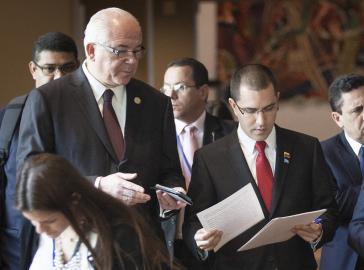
[255,141,273,211]
[103,89,124,161]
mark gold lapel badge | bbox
[283,152,290,164]
[134,97,141,104]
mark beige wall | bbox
[0,0,338,140]
[0,0,196,105]
[0,0,76,106]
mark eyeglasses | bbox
[160,83,197,95]
[95,43,145,59]
[33,61,78,76]
[234,100,278,117]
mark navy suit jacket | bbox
[320,132,362,270]
[0,107,22,270]
[349,172,364,259]
[348,179,364,259]
[16,68,184,269]
[183,126,338,270]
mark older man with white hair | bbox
[17,7,184,269]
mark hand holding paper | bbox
[292,222,322,243]
[196,183,265,251]
[194,228,223,251]
[237,209,326,252]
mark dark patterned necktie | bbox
[103,89,124,161]
[359,146,364,179]
[255,141,273,211]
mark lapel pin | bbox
[134,97,141,104]
[283,152,290,164]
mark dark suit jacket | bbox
[183,126,338,270]
[16,68,184,269]
[320,132,361,270]
[349,176,364,259]
[161,113,236,267]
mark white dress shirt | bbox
[345,131,363,157]
[237,124,277,183]
[82,61,126,134]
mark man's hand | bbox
[291,223,322,243]
[194,228,223,251]
[156,187,186,210]
[99,172,151,205]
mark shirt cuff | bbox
[159,208,179,220]
[197,248,208,261]
[310,230,323,251]
[95,176,102,188]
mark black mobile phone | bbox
[151,184,193,205]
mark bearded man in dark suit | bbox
[183,64,338,270]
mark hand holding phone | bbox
[151,184,193,205]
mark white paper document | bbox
[197,183,265,251]
[237,209,326,252]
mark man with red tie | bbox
[160,57,236,269]
[183,64,338,270]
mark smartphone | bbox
[151,184,193,205]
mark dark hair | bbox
[32,32,78,62]
[329,73,364,113]
[167,57,209,87]
[230,64,278,101]
[16,154,174,270]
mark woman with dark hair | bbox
[16,153,176,270]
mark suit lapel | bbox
[203,113,220,145]
[124,80,143,159]
[224,133,269,214]
[270,126,293,216]
[70,69,118,161]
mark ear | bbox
[85,43,96,60]
[28,61,37,80]
[331,112,343,128]
[228,97,236,109]
[198,84,209,102]
[276,91,280,111]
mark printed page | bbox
[237,209,326,252]
[197,183,264,251]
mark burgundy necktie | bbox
[255,141,273,211]
[103,89,124,161]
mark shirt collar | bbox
[237,124,277,154]
[82,61,125,103]
[175,111,206,136]
[344,132,363,156]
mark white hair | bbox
[83,7,140,48]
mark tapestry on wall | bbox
[218,0,364,99]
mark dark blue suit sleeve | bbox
[349,182,364,257]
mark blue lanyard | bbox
[52,239,55,267]
[176,135,192,175]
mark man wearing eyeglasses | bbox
[17,7,184,262]
[0,32,79,270]
[183,64,338,270]
[160,57,236,269]
[28,33,79,87]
